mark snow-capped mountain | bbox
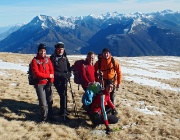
[0,10,179,56]
[0,24,24,41]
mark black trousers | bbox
[35,84,53,120]
[89,112,119,126]
[54,78,68,113]
[110,87,115,104]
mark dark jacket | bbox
[50,53,71,81]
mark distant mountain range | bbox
[0,9,180,56]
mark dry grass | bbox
[0,52,179,140]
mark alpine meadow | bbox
[0,52,179,140]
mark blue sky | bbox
[0,0,179,27]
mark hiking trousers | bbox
[110,87,115,104]
[89,112,119,126]
[35,84,53,121]
[54,78,68,114]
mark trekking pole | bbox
[99,70,104,89]
[63,79,67,121]
[67,79,78,117]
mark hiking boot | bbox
[41,117,48,123]
[59,109,70,116]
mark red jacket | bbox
[31,54,54,85]
[81,59,95,88]
[90,89,115,126]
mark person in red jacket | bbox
[89,79,119,134]
[31,44,54,122]
[81,51,95,91]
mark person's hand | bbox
[49,74,54,78]
[105,125,112,135]
[111,108,118,115]
[116,84,120,91]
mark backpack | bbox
[71,59,86,85]
[82,82,102,111]
[27,57,48,85]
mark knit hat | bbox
[106,79,114,86]
[102,48,110,53]
[55,42,65,48]
[38,44,46,52]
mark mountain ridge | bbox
[0,9,180,56]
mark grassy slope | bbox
[0,53,179,140]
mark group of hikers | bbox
[30,42,122,134]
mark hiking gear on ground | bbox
[38,44,46,51]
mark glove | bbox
[112,108,118,115]
[106,125,112,135]
[116,84,120,91]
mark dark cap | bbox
[38,43,46,52]
[102,48,110,53]
[55,42,65,48]
[106,79,114,86]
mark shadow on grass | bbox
[0,99,92,128]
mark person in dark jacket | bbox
[31,43,54,122]
[88,79,119,134]
[50,42,71,117]
[81,51,95,91]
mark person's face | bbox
[56,48,64,55]
[87,54,95,65]
[105,84,114,93]
[38,49,46,57]
[102,51,111,59]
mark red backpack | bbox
[71,59,86,85]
